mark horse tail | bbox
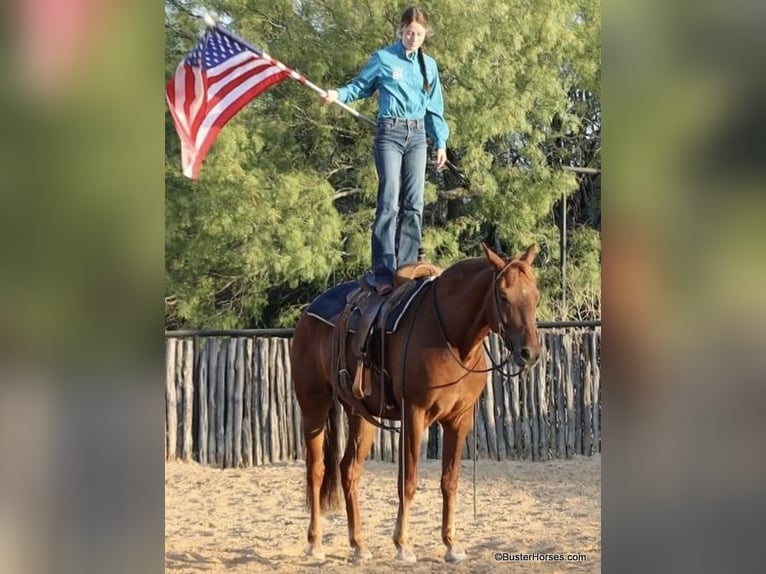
[319,399,343,512]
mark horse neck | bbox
[434,258,494,357]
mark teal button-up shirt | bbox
[336,40,450,149]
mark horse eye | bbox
[499,293,509,303]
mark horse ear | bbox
[481,242,506,271]
[519,244,538,265]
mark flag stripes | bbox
[165,26,289,179]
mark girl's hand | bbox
[434,148,447,171]
[322,89,339,104]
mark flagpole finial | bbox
[203,11,218,27]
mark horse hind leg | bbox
[340,413,376,562]
[299,394,343,561]
[292,316,344,560]
[299,404,325,559]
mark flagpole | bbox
[203,12,376,128]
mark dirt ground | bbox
[165,455,601,573]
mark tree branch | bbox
[333,188,363,201]
[561,166,600,174]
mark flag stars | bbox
[166,24,292,179]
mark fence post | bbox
[198,338,209,465]
[182,339,194,462]
[165,338,177,461]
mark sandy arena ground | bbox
[165,455,601,573]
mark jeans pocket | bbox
[412,127,427,147]
[376,121,396,137]
[375,124,405,150]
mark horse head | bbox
[482,243,542,369]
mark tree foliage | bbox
[165,0,601,327]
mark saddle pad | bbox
[306,277,436,334]
[305,281,358,326]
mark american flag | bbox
[166,26,289,179]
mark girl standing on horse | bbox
[323,6,449,295]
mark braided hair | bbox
[400,6,431,93]
[417,48,430,93]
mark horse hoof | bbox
[395,546,417,563]
[353,547,373,562]
[305,544,325,561]
[445,547,467,563]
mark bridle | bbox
[431,261,526,378]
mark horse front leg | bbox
[340,413,376,562]
[392,409,425,563]
[440,415,472,562]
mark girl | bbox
[324,6,449,295]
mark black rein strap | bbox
[431,267,525,379]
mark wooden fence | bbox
[165,331,600,467]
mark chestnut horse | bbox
[290,244,542,563]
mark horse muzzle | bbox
[518,345,541,367]
[503,334,540,368]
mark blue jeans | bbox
[372,118,427,285]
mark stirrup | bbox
[351,361,366,398]
[352,363,375,399]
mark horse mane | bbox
[441,257,490,281]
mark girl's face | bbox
[400,21,427,53]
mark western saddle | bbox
[331,257,443,411]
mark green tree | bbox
[165,0,600,327]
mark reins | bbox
[373,266,528,521]
[430,261,528,522]
[397,278,434,503]
[430,264,525,379]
